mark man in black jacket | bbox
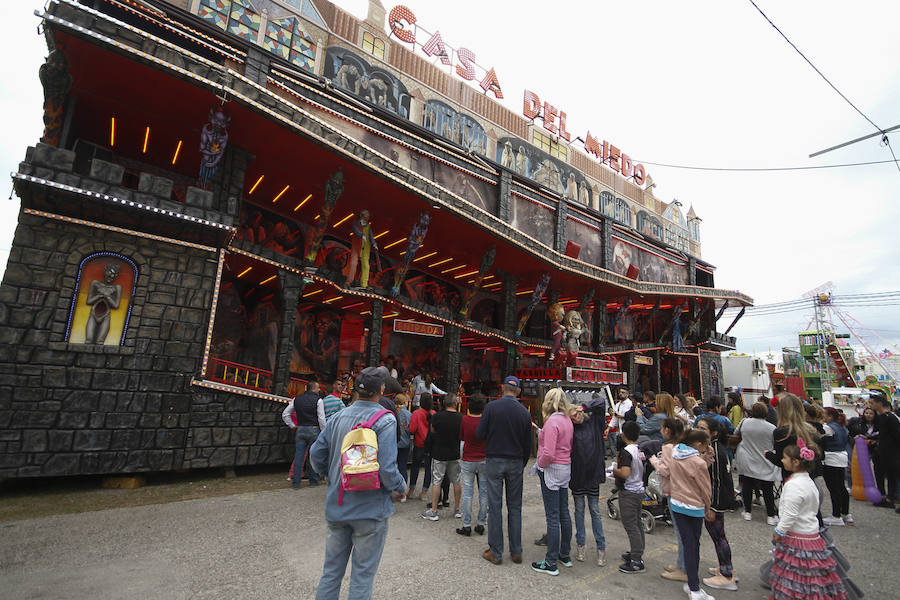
[282,381,326,489]
[869,390,900,509]
[476,376,532,565]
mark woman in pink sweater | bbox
[532,388,574,576]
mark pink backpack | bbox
[338,409,391,505]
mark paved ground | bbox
[0,464,894,599]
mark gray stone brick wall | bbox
[0,211,289,479]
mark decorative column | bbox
[497,169,512,222]
[213,146,253,218]
[688,257,697,286]
[625,353,636,392]
[440,324,461,393]
[366,299,383,366]
[271,269,306,396]
[652,349,662,393]
[600,219,613,270]
[499,270,517,374]
[676,356,683,394]
[244,46,271,86]
[554,199,568,253]
[593,300,607,352]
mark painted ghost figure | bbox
[85,263,122,344]
[199,107,230,189]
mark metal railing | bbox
[206,358,272,392]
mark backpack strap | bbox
[356,408,391,431]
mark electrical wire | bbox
[747,0,900,176]
[632,158,899,173]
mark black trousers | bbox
[822,465,849,517]
[741,476,776,517]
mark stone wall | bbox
[0,210,291,479]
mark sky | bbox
[1,0,898,359]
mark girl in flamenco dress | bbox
[769,438,847,600]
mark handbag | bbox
[726,422,742,451]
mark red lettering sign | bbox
[523,90,541,120]
[480,68,503,99]
[515,368,564,380]
[542,102,559,135]
[388,5,416,44]
[584,131,602,158]
[456,47,477,80]
[558,111,571,142]
[421,30,451,65]
[575,357,618,371]
[566,368,626,385]
[393,319,444,337]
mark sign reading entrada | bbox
[387,5,647,187]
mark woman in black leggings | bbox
[821,407,852,526]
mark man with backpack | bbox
[309,367,407,600]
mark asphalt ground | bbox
[0,463,895,600]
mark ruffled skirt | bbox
[770,532,847,599]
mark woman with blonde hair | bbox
[532,388,574,575]
[765,393,822,482]
[638,392,675,442]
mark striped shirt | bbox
[322,394,344,421]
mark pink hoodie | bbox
[537,412,574,468]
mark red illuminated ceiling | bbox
[58,30,703,309]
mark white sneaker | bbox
[742,512,751,521]
[575,545,586,562]
[823,516,845,527]
[766,516,779,526]
[843,514,855,525]
[421,509,439,521]
[454,509,462,519]
[683,585,715,600]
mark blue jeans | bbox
[293,426,320,486]
[397,446,411,482]
[484,457,524,559]
[461,460,488,527]
[668,499,686,571]
[573,494,606,550]
[315,518,388,600]
[539,471,572,566]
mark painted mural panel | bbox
[610,237,688,285]
[565,217,602,267]
[291,303,341,381]
[238,204,305,259]
[311,104,498,215]
[210,281,281,373]
[497,137,592,206]
[324,46,411,118]
[67,253,137,345]
[399,270,463,314]
[511,195,555,248]
[383,322,442,379]
[423,100,488,156]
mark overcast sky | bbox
[1,0,898,358]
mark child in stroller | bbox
[607,436,670,533]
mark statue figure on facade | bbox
[39,47,73,147]
[514,272,551,340]
[563,310,586,360]
[457,246,496,321]
[306,170,344,263]
[390,211,430,298]
[346,209,380,288]
[85,263,122,344]
[599,297,632,350]
[547,301,566,362]
[198,107,230,189]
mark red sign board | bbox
[566,368,626,385]
[393,319,444,337]
[575,357,618,371]
[516,368,564,380]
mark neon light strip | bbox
[141,126,150,153]
[428,258,452,268]
[332,213,354,228]
[374,230,390,239]
[272,184,289,203]
[23,208,217,252]
[248,175,264,194]
[191,378,291,404]
[383,238,407,250]
[12,173,234,231]
[412,251,437,263]
[201,248,226,378]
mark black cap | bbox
[355,367,386,395]
[372,365,404,395]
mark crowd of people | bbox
[281,364,898,600]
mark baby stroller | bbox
[606,439,670,533]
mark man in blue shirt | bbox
[693,396,734,433]
[310,367,407,600]
[476,375,533,565]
